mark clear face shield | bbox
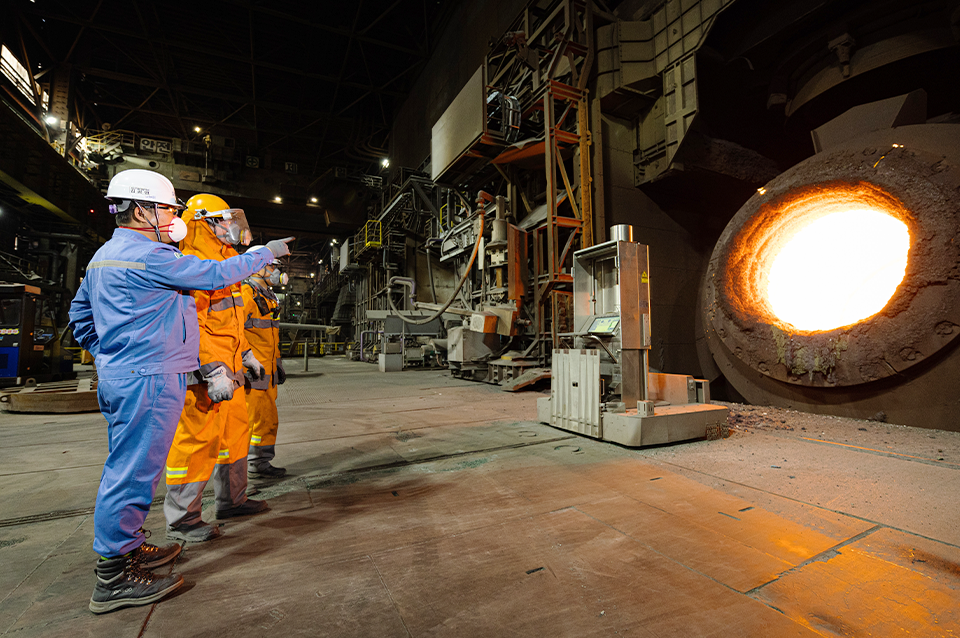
[197,208,252,246]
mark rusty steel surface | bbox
[702,124,960,393]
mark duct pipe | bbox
[359,329,378,362]
[278,322,332,331]
[610,224,634,242]
[122,157,161,169]
[388,277,417,307]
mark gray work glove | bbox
[242,349,265,382]
[265,237,295,259]
[276,358,286,385]
[204,366,235,403]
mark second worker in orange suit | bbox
[241,248,288,479]
[164,194,275,542]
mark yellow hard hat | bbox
[183,193,232,220]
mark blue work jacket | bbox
[69,229,273,380]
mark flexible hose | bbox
[426,243,438,303]
[388,209,485,325]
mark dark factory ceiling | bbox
[14,0,456,173]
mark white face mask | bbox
[161,216,188,242]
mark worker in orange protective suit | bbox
[164,194,274,542]
[240,248,288,479]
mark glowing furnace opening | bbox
[765,209,909,331]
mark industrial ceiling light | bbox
[194,126,201,133]
[310,197,318,203]
[765,209,909,331]
[44,114,58,126]
[381,158,390,168]
[274,196,282,203]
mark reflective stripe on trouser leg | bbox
[212,390,251,510]
[245,384,278,468]
[93,372,187,557]
[213,458,249,510]
[164,382,222,527]
[163,481,206,529]
[166,383,222,484]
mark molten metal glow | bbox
[766,209,909,331]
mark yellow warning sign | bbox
[641,271,649,284]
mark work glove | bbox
[242,349,265,382]
[265,237,295,259]
[204,366,235,403]
[276,359,286,385]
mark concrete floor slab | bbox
[753,526,960,636]
[1,358,957,636]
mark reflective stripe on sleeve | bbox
[209,297,243,312]
[218,449,230,460]
[87,260,146,270]
[245,317,279,329]
[250,435,262,444]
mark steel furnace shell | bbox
[701,124,960,402]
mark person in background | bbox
[164,194,287,542]
[241,248,288,479]
[69,169,292,613]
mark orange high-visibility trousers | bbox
[165,381,250,485]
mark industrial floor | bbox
[1,358,958,637]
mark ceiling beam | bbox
[77,66,367,130]
[26,9,407,98]
[229,1,425,57]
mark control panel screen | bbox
[587,316,620,335]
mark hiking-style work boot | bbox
[89,555,183,614]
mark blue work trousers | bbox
[93,372,188,557]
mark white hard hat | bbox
[106,169,184,209]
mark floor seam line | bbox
[0,516,89,635]
[649,459,960,550]
[370,555,413,638]
[795,436,960,469]
[744,524,884,596]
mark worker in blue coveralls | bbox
[69,168,294,614]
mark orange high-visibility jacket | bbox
[180,217,250,384]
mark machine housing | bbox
[537,231,727,446]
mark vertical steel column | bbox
[578,96,593,249]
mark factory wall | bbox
[390,0,530,170]
[598,113,708,376]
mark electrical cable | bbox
[388,202,485,326]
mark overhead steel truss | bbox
[10,0,456,168]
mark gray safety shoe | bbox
[248,464,287,479]
[89,555,183,614]
[215,498,269,520]
[166,521,222,543]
